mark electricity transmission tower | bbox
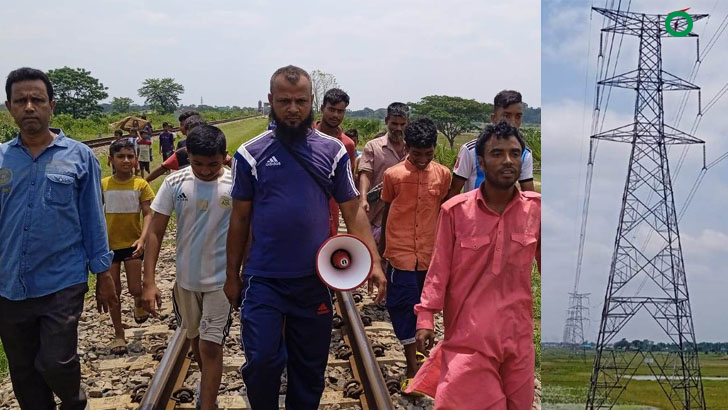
[563,292,590,350]
[586,7,708,410]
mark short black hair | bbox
[404,118,438,149]
[386,102,410,119]
[186,124,227,157]
[344,129,359,140]
[183,115,205,133]
[162,122,169,127]
[493,90,522,110]
[323,88,349,107]
[270,65,311,93]
[114,129,124,136]
[178,110,200,123]
[5,67,54,102]
[475,120,525,158]
[140,115,147,120]
[109,138,136,156]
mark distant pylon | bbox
[563,292,590,349]
[586,7,707,410]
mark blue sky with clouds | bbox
[1,0,540,110]
[542,0,728,342]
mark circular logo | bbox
[0,168,13,186]
[665,10,693,37]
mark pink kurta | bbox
[408,188,541,410]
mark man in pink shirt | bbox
[313,88,358,236]
[409,120,541,409]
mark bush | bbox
[1,112,17,143]
[341,118,382,144]
[434,144,458,169]
[522,127,541,170]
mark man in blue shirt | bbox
[225,65,387,410]
[0,67,118,410]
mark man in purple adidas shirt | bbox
[225,65,386,409]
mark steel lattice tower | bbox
[563,292,590,349]
[586,7,708,410]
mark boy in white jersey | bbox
[142,124,233,410]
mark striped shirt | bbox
[151,167,233,292]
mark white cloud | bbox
[0,0,541,109]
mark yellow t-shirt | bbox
[101,176,155,250]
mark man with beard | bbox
[358,102,409,245]
[224,65,387,409]
[447,90,535,199]
[407,121,541,409]
[0,67,118,410]
[314,88,357,236]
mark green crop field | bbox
[542,347,728,409]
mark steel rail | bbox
[138,328,191,410]
[335,291,394,410]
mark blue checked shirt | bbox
[0,129,112,300]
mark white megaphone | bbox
[316,234,373,291]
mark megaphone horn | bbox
[316,234,372,291]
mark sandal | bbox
[134,306,150,324]
[110,338,128,355]
[400,378,424,397]
[416,351,427,365]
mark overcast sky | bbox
[542,0,728,342]
[1,0,540,110]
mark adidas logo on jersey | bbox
[316,303,331,315]
[176,192,188,202]
[265,156,281,167]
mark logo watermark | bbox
[665,8,693,37]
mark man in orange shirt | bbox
[378,118,451,392]
[314,88,357,236]
[409,120,541,409]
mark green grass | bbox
[99,117,268,193]
[1,110,258,142]
[542,348,728,408]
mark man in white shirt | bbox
[142,124,233,410]
[447,90,535,198]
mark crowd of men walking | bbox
[0,65,539,410]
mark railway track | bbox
[137,290,400,410]
[83,115,263,148]
[136,222,406,409]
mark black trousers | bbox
[0,282,88,410]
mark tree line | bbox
[607,338,728,353]
[43,67,185,118]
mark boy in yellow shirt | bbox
[102,139,155,354]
